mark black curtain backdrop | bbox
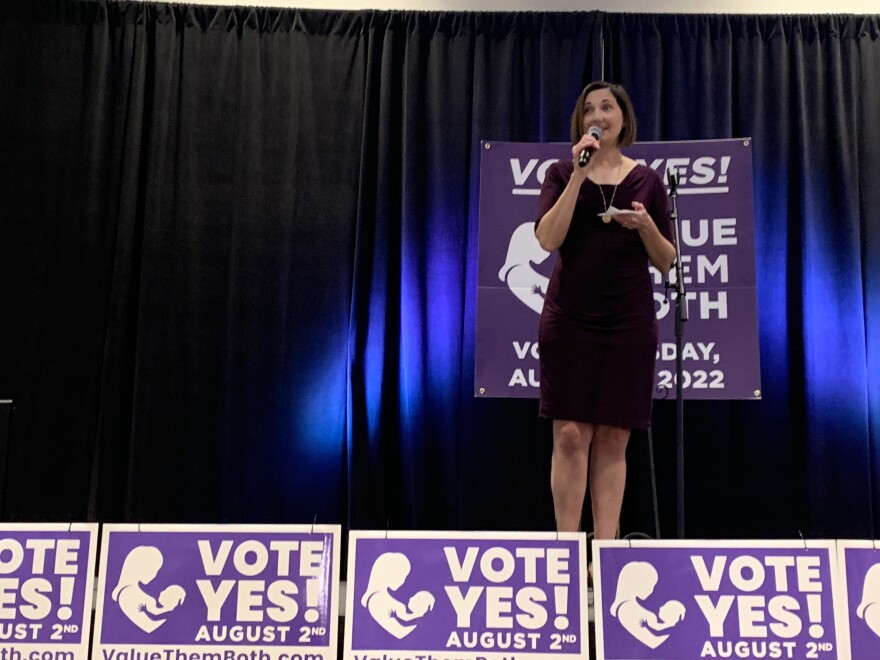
[1,1,878,539]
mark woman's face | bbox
[583,88,624,145]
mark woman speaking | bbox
[534,82,676,562]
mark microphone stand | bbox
[666,169,688,539]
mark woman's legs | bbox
[590,424,631,539]
[551,420,593,532]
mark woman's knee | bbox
[593,425,630,457]
[553,421,591,456]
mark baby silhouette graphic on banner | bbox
[361,552,435,639]
[112,546,187,633]
[610,561,686,649]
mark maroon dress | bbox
[535,161,673,429]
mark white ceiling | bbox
[153,0,877,14]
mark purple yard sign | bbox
[343,531,588,660]
[0,523,98,660]
[833,541,880,659]
[476,139,761,400]
[594,540,841,660]
[92,524,341,660]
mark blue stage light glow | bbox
[362,287,390,442]
[800,198,871,437]
[291,338,349,456]
[398,218,461,426]
[750,170,791,397]
[753,164,871,429]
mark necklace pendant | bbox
[601,213,612,224]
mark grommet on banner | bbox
[384,517,390,541]
[798,530,808,551]
[310,514,317,534]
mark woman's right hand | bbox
[571,132,601,173]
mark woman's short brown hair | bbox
[570,81,637,148]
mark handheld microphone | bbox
[578,126,603,167]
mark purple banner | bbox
[594,541,840,660]
[344,532,588,660]
[92,524,340,660]
[476,139,761,400]
[0,523,98,660]
[834,542,880,659]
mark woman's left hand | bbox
[614,200,652,231]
